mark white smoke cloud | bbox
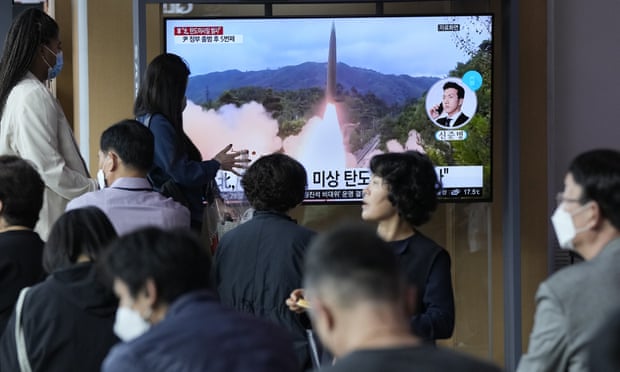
[183,100,282,161]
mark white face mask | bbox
[97,169,107,189]
[550,204,589,250]
[113,306,151,342]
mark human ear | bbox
[107,151,120,172]
[143,278,158,308]
[313,299,336,332]
[586,201,603,229]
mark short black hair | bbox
[568,149,620,230]
[100,119,154,172]
[0,155,44,228]
[102,228,211,305]
[241,153,307,212]
[369,151,439,227]
[303,223,404,307]
[43,207,118,273]
[443,81,465,99]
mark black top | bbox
[0,230,44,334]
[214,210,315,370]
[320,345,502,372]
[389,232,455,341]
[0,262,119,372]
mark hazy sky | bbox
[165,16,492,78]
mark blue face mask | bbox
[43,45,63,80]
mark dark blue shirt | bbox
[143,113,220,223]
[102,290,299,372]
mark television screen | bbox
[164,15,493,203]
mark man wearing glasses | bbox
[517,149,620,372]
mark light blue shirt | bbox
[66,177,190,235]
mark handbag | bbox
[15,287,32,372]
[159,177,191,208]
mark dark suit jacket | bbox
[436,113,469,128]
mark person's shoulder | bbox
[426,346,502,371]
[5,75,51,104]
[149,113,173,128]
[543,259,591,292]
[101,341,138,372]
[0,230,43,248]
[331,346,501,372]
[66,190,103,210]
[410,232,446,254]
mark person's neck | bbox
[149,304,169,325]
[29,63,48,83]
[336,305,420,357]
[446,110,461,119]
[0,225,32,233]
[107,170,148,186]
[578,226,620,260]
[376,217,415,242]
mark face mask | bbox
[550,204,590,250]
[96,169,107,189]
[113,306,151,342]
[43,46,63,80]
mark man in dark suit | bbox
[430,81,470,128]
[517,149,620,372]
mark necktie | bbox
[445,118,452,127]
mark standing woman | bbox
[0,8,97,240]
[287,151,454,344]
[361,151,455,342]
[134,53,247,232]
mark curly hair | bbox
[369,151,439,227]
[241,153,307,212]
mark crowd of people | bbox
[0,7,619,372]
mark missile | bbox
[326,22,337,102]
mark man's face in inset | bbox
[442,87,463,117]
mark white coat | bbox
[0,72,97,240]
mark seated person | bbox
[0,207,119,372]
[0,155,45,334]
[214,153,315,370]
[66,119,190,235]
[303,223,502,372]
[101,228,299,372]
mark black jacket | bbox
[390,232,455,341]
[214,210,315,370]
[0,262,119,372]
[0,230,44,334]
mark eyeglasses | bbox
[555,192,582,206]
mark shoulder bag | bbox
[15,287,32,372]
